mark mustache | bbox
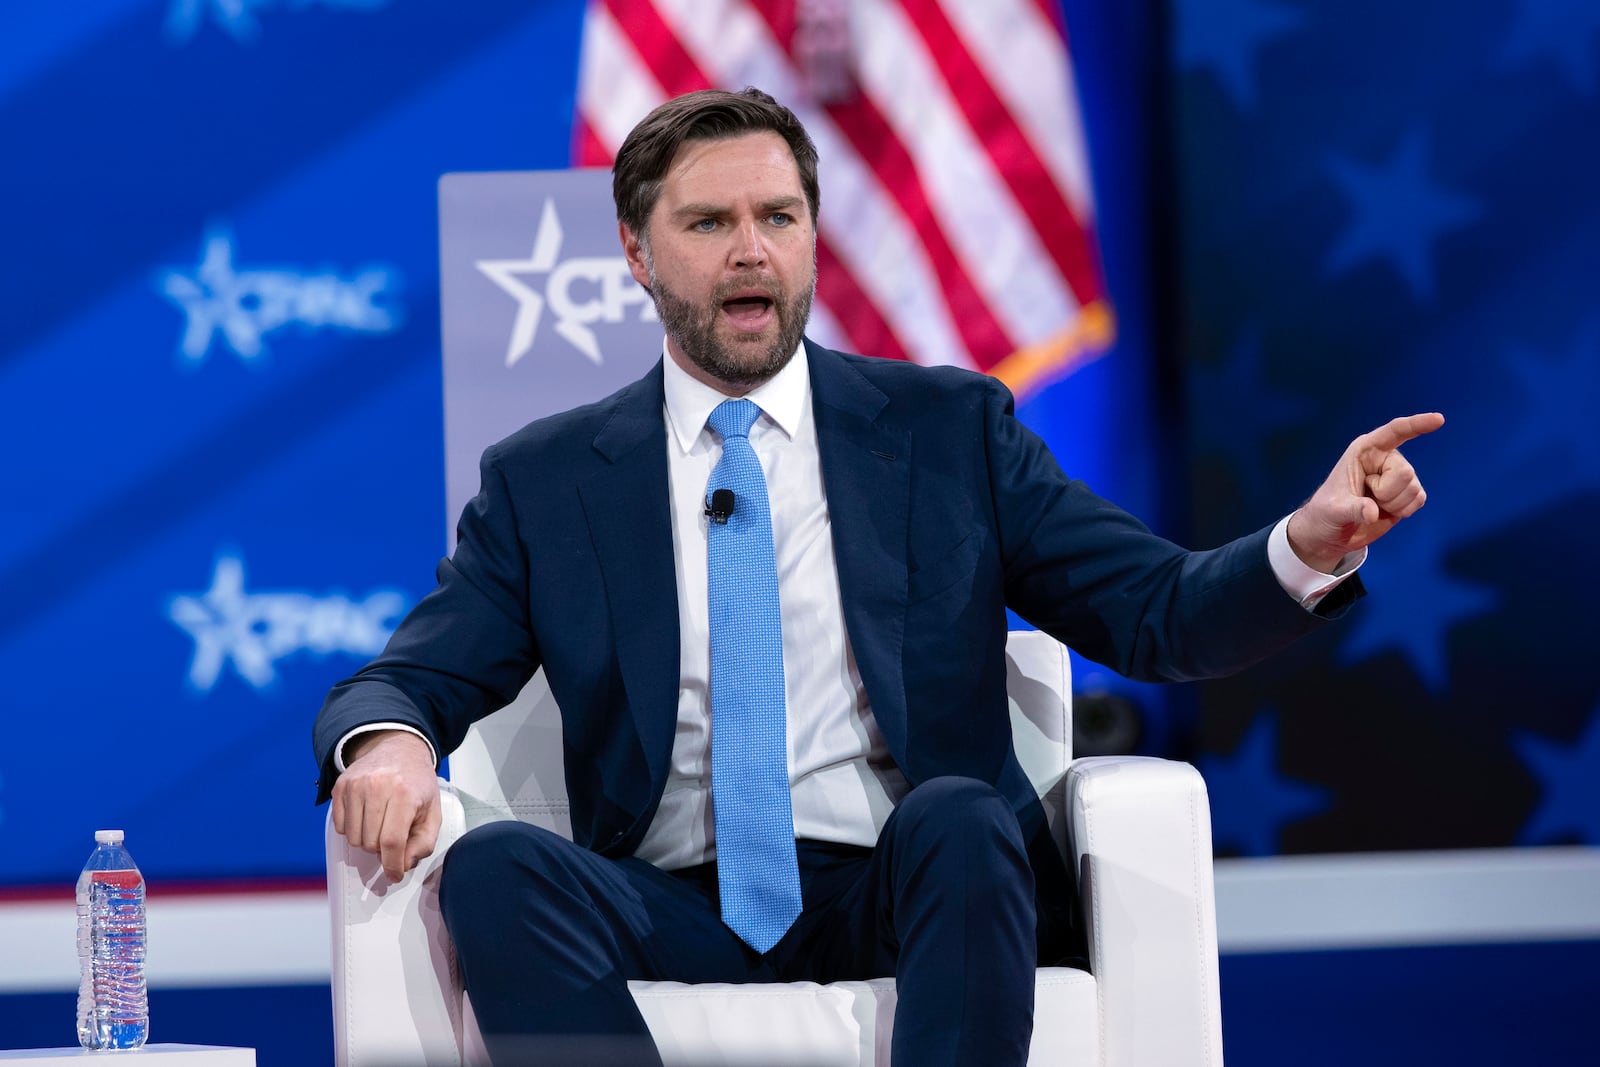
[712,274,781,303]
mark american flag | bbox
[575,0,1113,396]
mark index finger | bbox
[331,784,348,838]
[1364,412,1445,453]
[378,795,416,881]
[405,794,444,871]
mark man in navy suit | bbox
[314,88,1440,1066]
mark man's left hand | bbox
[1288,412,1445,573]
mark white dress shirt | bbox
[337,343,1362,870]
[633,344,906,868]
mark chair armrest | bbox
[326,779,470,1067]
[1067,756,1223,1067]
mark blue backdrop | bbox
[3,0,588,885]
[4,2,1598,1065]
[0,0,1172,889]
[1,0,1595,905]
[1173,0,1600,857]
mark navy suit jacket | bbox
[314,341,1355,941]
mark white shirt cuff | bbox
[334,723,438,772]
[1267,514,1366,610]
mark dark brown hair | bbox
[612,87,820,237]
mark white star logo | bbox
[156,224,401,363]
[167,554,406,692]
[168,555,276,689]
[474,199,657,368]
[164,0,395,46]
[165,0,265,44]
[475,199,574,366]
[158,227,267,360]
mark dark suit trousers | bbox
[439,776,1039,1067]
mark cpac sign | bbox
[475,198,656,367]
[167,554,408,693]
[165,0,393,45]
[440,169,665,548]
[157,224,402,363]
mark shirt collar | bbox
[662,339,810,454]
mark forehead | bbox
[655,131,804,210]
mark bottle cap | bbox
[94,829,125,844]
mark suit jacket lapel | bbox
[574,347,916,803]
[807,341,913,758]
[576,362,680,797]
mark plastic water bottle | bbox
[76,829,149,1049]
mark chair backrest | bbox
[448,630,1073,851]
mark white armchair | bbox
[325,630,1224,1066]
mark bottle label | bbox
[91,871,142,891]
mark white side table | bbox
[0,1047,254,1065]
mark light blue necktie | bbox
[706,398,803,954]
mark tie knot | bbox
[708,398,762,442]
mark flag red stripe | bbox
[816,96,1012,366]
[585,0,912,365]
[756,0,796,46]
[900,0,1102,306]
[573,114,612,168]
[1027,0,1065,34]
[744,0,1013,367]
[600,0,715,96]
[815,238,913,363]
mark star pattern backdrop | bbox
[0,0,591,885]
[0,0,1169,888]
[1176,0,1600,855]
[1,0,1594,893]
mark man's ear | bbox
[619,221,652,290]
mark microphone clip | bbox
[705,488,735,525]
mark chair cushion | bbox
[629,967,1098,1066]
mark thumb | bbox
[1348,495,1378,526]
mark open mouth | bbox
[720,294,775,331]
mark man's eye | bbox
[692,219,718,232]
[768,213,792,227]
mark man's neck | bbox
[665,336,803,397]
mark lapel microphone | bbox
[705,489,736,525]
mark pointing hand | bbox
[1287,412,1445,573]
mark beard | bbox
[647,256,815,391]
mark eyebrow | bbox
[757,195,805,214]
[670,195,806,220]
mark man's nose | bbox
[730,220,768,269]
